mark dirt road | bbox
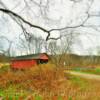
[65,71,100,80]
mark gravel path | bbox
[65,71,100,80]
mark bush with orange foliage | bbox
[0,63,69,98]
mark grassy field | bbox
[73,67,100,75]
[0,63,100,100]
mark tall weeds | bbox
[0,64,100,99]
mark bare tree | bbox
[47,31,77,67]
[0,0,99,58]
[17,33,45,55]
[0,0,99,41]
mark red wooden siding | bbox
[11,59,37,69]
[11,53,49,69]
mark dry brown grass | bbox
[0,63,100,99]
[0,64,69,98]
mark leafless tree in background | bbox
[17,33,45,55]
[47,31,77,67]
[0,0,99,56]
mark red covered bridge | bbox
[11,53,49,69]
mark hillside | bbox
[0,54,10,62]
[50,53,100,67]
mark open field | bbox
[0,63,100,99]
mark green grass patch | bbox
[69,74,89,91]
[0,64,10,73]
[0,86,28,99]
[73,67,100,75]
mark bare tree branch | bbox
[0,0,99,42]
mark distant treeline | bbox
[0,54,10,62]
[50,54,100,67]
[65,54,100,67]
[1,53,100,67]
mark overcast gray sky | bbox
[0,0,100,55]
